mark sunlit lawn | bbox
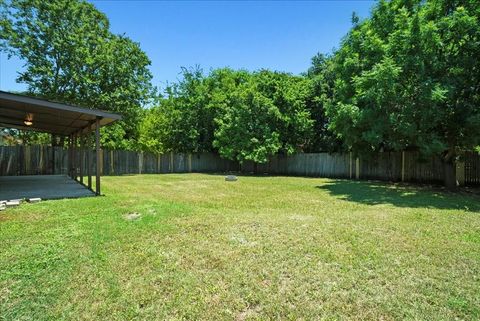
[1,174,479,320]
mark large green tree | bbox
[212,70,314,164]
[213,82,282,165]
[139,67,214,153]
[254,70,314,154]
[139,67,316,164]
[304,53,343,152]
[326,0,480,188]
[139,84,200,154]
[0,0,154,148]
[139,67,254,154]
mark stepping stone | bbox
[6,200,20,207]
[28,198,42,203]
[225,175,238,182]
[0,204,5,211]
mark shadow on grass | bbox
[316,180,480,212]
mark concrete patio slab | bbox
[0,175,95,200]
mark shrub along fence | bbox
[0,145,479,186]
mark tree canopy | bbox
[139,68,318,164]
[326,0,480,186]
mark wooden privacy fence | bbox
[0,146,239,177]
[0,145,68,176]
[1,146,479,186]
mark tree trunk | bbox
[443,160,457,190]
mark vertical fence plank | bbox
[349,153,353,179]
[456,161,465,186]
[355,158,360,179]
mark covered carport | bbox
[0,91,121,200]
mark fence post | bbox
[67,136,71,177]
[401,151,405,182]
[355,157,360,179]
[87,141,92,190]
[456,160,465,186]
[39,146,44,174]
[349,152,353,179]
[170,151,174,173]
[188,153,192,172]
[99,149,104,176]
[73,133,77,181]
[51,135,55,175]
[95,118,101,195]
[139,152,143,174]
[24,145,31,175]
[157,154,161,173]
[6,150,13,175]
[79,134,84,184]
[109,150,114,175]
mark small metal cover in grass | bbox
[125,212,141,221]
[225,175,238,182]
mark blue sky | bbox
[0,0,375,92]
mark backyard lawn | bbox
[1,174,479,320]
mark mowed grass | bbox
[1,174,480,320]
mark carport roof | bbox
[0,90,121,135]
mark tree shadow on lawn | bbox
[316,180,480,212]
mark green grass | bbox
[1,174,479,320]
